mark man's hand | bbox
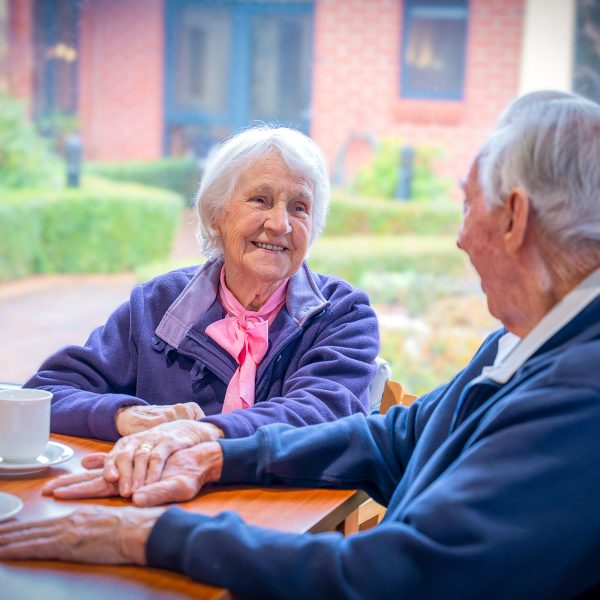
[41,442,224,507]
[133,442,223,507]
[0,505,164,565]
[104,420,224,498]
[116,402,205,436]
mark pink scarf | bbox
[205,268,289,413]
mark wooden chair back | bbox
[379,380,418,414]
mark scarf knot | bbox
[205,268,288,413]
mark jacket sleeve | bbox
[146,383,600,600]
[24,290,148,441]
[203,284,380,438]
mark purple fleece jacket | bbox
[25,260,379,441]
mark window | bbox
[573,0,600,104]
[166,1,314,157]
[32,0,79,120]
[401,0,468,100]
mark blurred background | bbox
[1,0,599,394]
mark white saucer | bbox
[0,441,74,475]
[0,492,24,522]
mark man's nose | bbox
[456,223,465,250]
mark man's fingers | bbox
[42,469,104,495]
[0,537,62,560]
[0,515,68,536]
[131,448,153,493]
[51,477,118,499]
[114,447,138,497]
[133,476,197,507]
[143,446,171,486]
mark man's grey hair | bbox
[478,91,600,271]
[193,125,330,259]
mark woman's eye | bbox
[251,197,266,204]
[292,204,307,213]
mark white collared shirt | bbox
[473,266,600,385]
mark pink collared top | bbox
[205,268,289,413]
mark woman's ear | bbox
[503,188,530,254]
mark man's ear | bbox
[503,188,530,254]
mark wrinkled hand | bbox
[105,420,223,498]
[132,441,223,507]
[116,402,205,436]
[0,505,164,565]
[42,442,224,507]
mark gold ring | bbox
[138,442,153,453]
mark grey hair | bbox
[193,124,330,259]
[478,91,600,270]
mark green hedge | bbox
[307,236,469,284]
[326,195,462,236]
[86,158,201,205]
[0,176,181,280]
[0,198,42,279]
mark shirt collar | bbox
[475,266,600,385]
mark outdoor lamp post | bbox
[65,133,83,187]
[396,145,415,201]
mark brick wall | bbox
[6,0,34,107]
[78,0,164,160]
[311,0,525,189]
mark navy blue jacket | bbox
[26,260,378,441]
[147,296,600,599]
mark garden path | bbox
[0,211,198,384]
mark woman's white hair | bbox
[193,124,330,259]
[478,91,600,267]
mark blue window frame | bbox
[573,0,600,104]
[164,0,314,158]
[33,0,79,120]
[401,0,469,100]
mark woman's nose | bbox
[265,205,292,234]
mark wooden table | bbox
[0,434,366,599]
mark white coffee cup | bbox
[0,388,52,462]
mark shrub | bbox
[378,294,497,395]
[358,271,481,315]
[0,176,182,280]
[353,139,451,202]
[0,197,41,278]
[0,92,62,189]
[307,236,469,285]
[87,158,201,205]
[326,194,462,236]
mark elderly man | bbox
[2,91,600,599]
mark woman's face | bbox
[214,153,314,290]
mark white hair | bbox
[193,124,330,259]
[478,91,600,264]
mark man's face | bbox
[456,162,512,324]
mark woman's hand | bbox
[0,505,164,565]
[42,442,224,507]
[116,402,205,436]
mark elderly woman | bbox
[25,125,378,496]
